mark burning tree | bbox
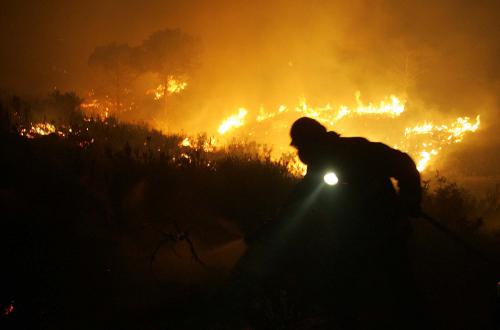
[86,29,199,120]
[139,28,201,110]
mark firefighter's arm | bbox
[376,143,422,216]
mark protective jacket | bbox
[227,132,423,327]
[285,132,421,238]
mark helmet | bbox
[290,117,327,147]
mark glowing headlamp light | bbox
[323,172,339,186]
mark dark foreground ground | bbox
[1,98,500,329]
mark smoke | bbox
[1,0,499,175]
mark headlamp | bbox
[323,172,339,186]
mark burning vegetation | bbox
[215,92,480,173]
[22,88,482,176]
[146,77,188,100]
[54,27,486,176]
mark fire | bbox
[178,136,217,152]
[416,149,439,172]
[218,108,248,135]
[287,156,308,177]
[148,84,166,100]
[18,120,98,149]
[254,91,405,125]
[30,123,56,136]
[179,137,192,147]
[167,78,187,94]
[353,91,404,117]
[257,105,287,122]
[146,77,188,100]
[17,89,481,177]
[201,137,218,152]
[19,122,56,139]
[81,97,111,119]
[404,115,480,171]
[215,92,481,174]
[404,116,480,141]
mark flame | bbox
[146,77,188,100]
[18,120,99,149]
[353,91,404,117]
[19,87,481,177]
[201,137,218,152]
[81,89,135,118]
[257,105,287,121]
[218,108,248,135]
[178,136,218,152]
[416,149,439,172]
[148,84,165,100]
[404,115,480,171]
[254,92,405,125]
[81,96,111,119]
[404,115,480,141]
[180,137,192,147]
[167,78,187,94]
[287,156,308,177]
[30,123,56,136]
[215,92,481,175]
[19,122,56,139]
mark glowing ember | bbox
[2,301,15,316]
[218,108,248,135]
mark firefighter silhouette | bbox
[285,117,423,328]
[223,117,424,329]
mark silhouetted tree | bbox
[0,102,10,135]
[139,28,201,109]
[47,90,83,124]
[11,95,30,127]
[88,43,140,113]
